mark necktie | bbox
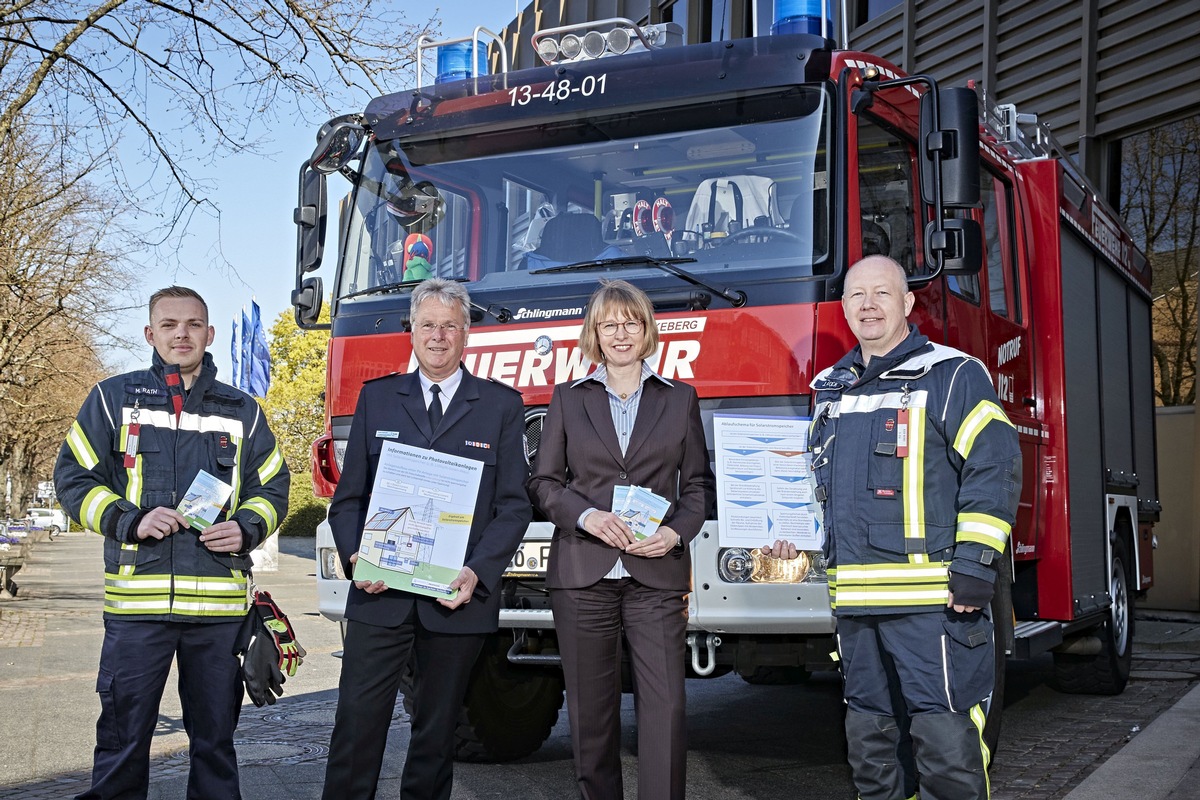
[428,384,443,431]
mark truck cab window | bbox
[856,114,917,275]
[982,170,1021,323]
[335,84,833,301]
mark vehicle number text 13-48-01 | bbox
[508,74,608,106]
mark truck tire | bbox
[1052,534,1134,696]
[983,550,1013,759]
[400,634,565,763]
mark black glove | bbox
[947,569,995,610]
[234,591,306,707]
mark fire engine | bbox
[291,14,1159,762]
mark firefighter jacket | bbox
[53,352,290,622]
[809,326,1020,616]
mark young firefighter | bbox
[54,286,289,800]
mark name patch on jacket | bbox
[126,386,166,397]
[812,377,849,391]
[376,430,399,439]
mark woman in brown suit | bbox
[529,279,715,800]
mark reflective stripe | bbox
[835,563,949,581]
[172,600,249,616]
[104,572,250,616]
[67,421,100,470]
[970,702,993,779]
[836,389,930,416]
[106,574,173,591]
[173,575,247,594]
[120,407,245,438]
[118,542,139,576]
[902,406,928,563]
[833,589,949,606]
[257,446,285,485]
[105,599,173,615]
[239,497,280,533]
[828,561,950,608]
[229,434,244,518]
[953,400,1014,459]
[81,487,121,533]
[957,512,1010,550]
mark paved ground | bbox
[2,531,1200,799]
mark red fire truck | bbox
[292,18,1159,761]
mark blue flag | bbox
[230,317,242,391]
[241,308,252,393]
[249,300,271,398]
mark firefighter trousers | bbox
[836,610,995,800]
[77,618,245,800]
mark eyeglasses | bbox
[415,322,464,336]
[597,320,644,336]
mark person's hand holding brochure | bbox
[611,485,671,540]
[176,470,234,531]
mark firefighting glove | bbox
[947,569,995,610]
[252,590,306,676]
[235,590,307,707]
[242,619,286,706]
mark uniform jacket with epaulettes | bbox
[53,352,289,621]
[808,326,1021,615]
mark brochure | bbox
[177,470,234,531]
[611,484,671,541]
[353,441,483,601]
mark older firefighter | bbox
[800,256,1020,800]
[54,286,289,800]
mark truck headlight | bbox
[320,547,347,580]
[717,547,827,584]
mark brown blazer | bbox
[528,373,714,590]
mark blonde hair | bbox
[578,279,659,364]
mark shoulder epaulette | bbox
[488,377,522,394]
[364,371,406,384]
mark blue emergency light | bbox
[435,41,488,84]
[772,0,830,37]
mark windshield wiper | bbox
[341,280,420,301]
[340,282,513,324]
[531,255,747,307]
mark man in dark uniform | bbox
[804,256,1020,800]
[55,286,290,799]
[321,278,531,800]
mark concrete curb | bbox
[1063,681,1200,799]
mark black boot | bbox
[845,709,908,800]
[909,711,989,800]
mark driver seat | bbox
[685,176,783,237]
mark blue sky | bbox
[113,2,521,378]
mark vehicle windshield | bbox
[336,84,830,300]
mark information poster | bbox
[712,413,823,550]
[353,442,482,601]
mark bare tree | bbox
[0,120,133,514]
[1122,116,1200,406]
[0,1,438,247]
[0,2,442,514]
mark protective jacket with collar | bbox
[808,326,1020,615]
[54,352,289,621]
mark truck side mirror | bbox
[292,277,328,329]
[294,164,327,275]
[920,87,980,208]
[310,120,366,175]
[924,217,982,276]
